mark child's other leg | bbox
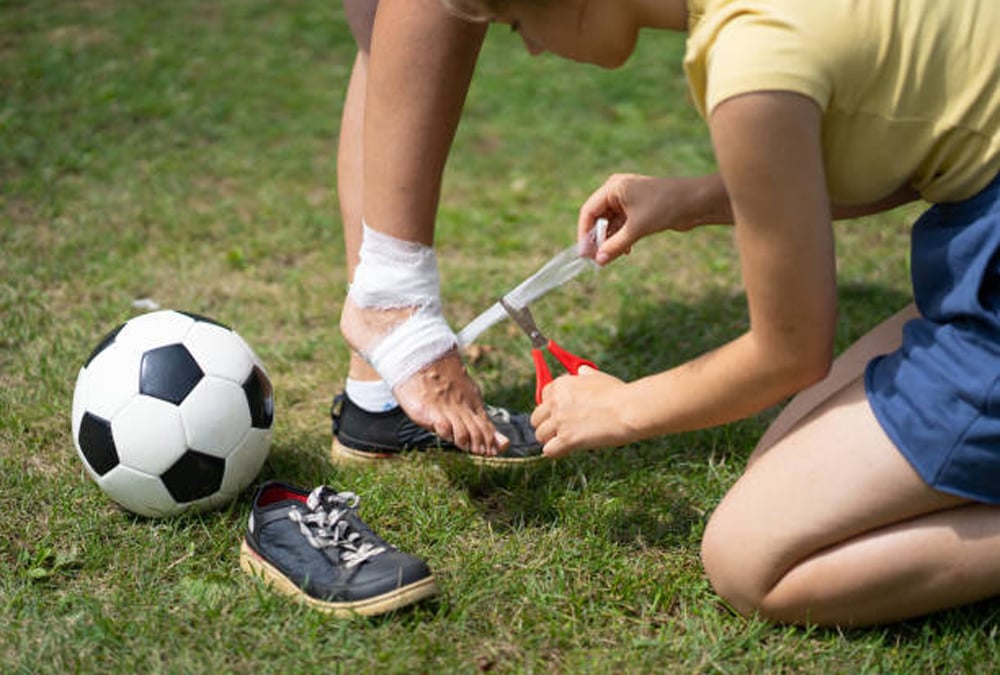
[340,0,379,386]
[702,306,1000,626]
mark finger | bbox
[578,183,611,234]
[577,187,616,255]
[532,414,554,445]
[596,227,635,266]
[542,436,569,458]
[577,365,599,375]
[530,401,547,429]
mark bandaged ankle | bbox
[366,305,457,390]
[349,223,442,309]
[345,222,458,390]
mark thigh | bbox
[343,0,378,51]
[703,373,967,596]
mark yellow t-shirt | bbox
[684,0,1000,204]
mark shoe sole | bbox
[239,540,440,617]
[330,438,545,468]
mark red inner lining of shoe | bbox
[258,486,306,507]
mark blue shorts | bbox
[866,173,1000,504]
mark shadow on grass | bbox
[812,594,1000,641]
[438,282,911,543]
[254,282,912,548]
[237,282,1000,637]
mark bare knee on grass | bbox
[698,375,945,625]
[700,508,822,624]
[700,505,779,619]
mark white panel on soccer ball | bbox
[78,343,144,420]
[183,322,254,383]
[112,396,189,475]
[179,377,251,457]
[115,310,196,352]
[247,346,268,372]
[218,427,271,497]
[98,464,185,517]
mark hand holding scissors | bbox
[500,298,598,404]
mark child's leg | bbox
[339,3,378,385]
[702,363,1000,626]
[336,0,498,453]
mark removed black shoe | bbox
[330,392,543,466]
[240,480,438,617]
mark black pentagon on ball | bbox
[77,411,120,476]
[243,365,274,429]
[140,344,204,405]
[160,449,226,503]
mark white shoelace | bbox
[485,404,512,424]
[287,487,386,568]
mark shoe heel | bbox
[330,438,401,466]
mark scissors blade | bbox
[499,298,547,349]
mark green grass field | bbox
[3,1,999,672]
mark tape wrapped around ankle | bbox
[348,222,457,389]
[349,223,442,309]
[367,305,457,390]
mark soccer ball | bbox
[71,310,274,517]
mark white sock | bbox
[345,378,398,412]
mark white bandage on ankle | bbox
[350,224,443,309]
[367,305,457,389]
[347,222,457,389]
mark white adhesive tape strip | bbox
[456,218,607,347]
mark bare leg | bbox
[337,0,500,453]
[338,45,380,385]
[701,307,1000,626]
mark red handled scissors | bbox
[500,298,598,404]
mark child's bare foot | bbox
[339,298,507,455]
[393,349,509,455]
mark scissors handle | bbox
[531,348,553,404]
[547,339,598,374]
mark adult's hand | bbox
[577,173,732,265]
[530,366,634,457]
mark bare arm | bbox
[363,0,487,244]
[579,168,918,265]
[536,92,838,455]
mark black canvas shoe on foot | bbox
[330,392,544,467]
[239,480,438,617]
